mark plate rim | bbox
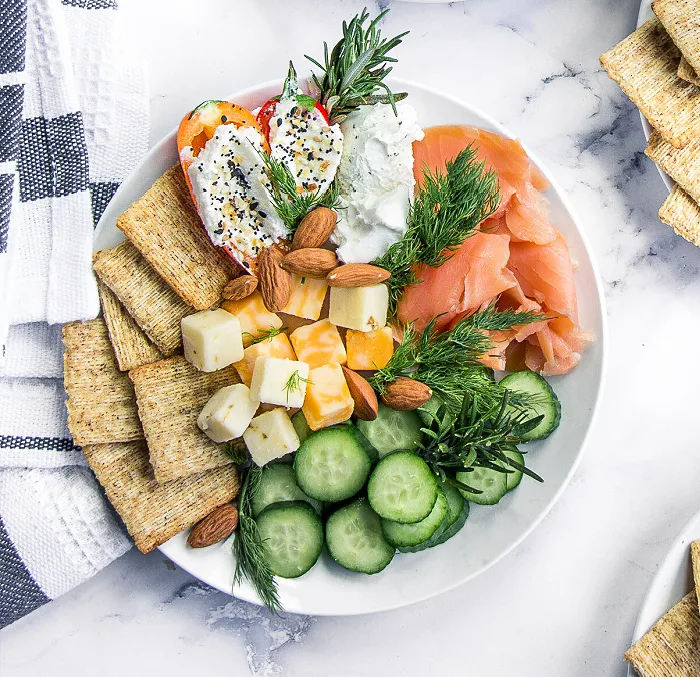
[97,76,608,616]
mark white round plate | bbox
[627,510,700,677]
[95,78,607,616]
[637,0,674,192]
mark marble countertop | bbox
[3,0,700,675]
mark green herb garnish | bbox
[374,146,500,315]
[306,8,408,124]
[283,369,311,403]
[417,391,544,493]
[233,465,281,613]
[243,326,287,346]
[224,439,250,465]
[370,304,548,414]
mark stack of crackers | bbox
[625,542,700,676]
[63,165,245,553]
[601,2,700,246]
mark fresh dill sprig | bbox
[260,151,339,236]
[305,8,409,124]
[417,391,544,494]
[243,326,287,346]
[374,146,500,315]
[224,438,250,465]
[283,369,312,403]
[233,465,281,613]
[370,304,548,413]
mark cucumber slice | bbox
[417,394,444,426]
[326,498,395,574]
[500,371,561,441]
[291,411,313,444]
[456,466,507,506]
[294,427,372,502]
[502,449,524,492]
[398,480,465,552]
[255,501,324,578]
[382,488,448,548]
[357,404,423,458]
[433,500,470,546]
[251,463,321,517]
[367,452,438,523]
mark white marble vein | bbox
[4,1,700,675]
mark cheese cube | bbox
[197,384,259,443]
[243,408,300,465]
[346,326,394,371]
[302,363,354,431]
[221,291,283,347]
[329,284,388,332]
[290,318,346,370]
[282,274,328,320]
[250,356,310,408]
[233,333,296,386]
[181,309,244,372]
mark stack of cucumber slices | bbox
[250,371,560,579]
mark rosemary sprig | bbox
[374,147,500,315]
[283,369,311,403]
[260,150,339,236]
[243,326,287,346]
[370,304,548,413]
[233,465,281,613]
[417,391,544,493]
[305,8,408,124]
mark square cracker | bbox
[625,592,700,677]
[692,541,700,606]
[63,319,143,445]
[600,18,700,149]
[658,185,700,245]
[97,280,162,371]
[653,0,700,76]
[93,240,192,356]
[646,129,700,203]
[83,440,240,553]
[678,56,700,86]
[129,356,241,484]
[116,165,239,310]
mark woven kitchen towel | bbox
[0,0,149,630]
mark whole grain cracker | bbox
[93,240,192,355]
[116,165,239,310]
[129,356,241,483]
[678,56,700,85]
[625,593,700,677]
[658,185,700,245]
[82,440,240,553]
[646,129,700,203]
[653,0,700,77]
[63,319,143,445]
[600,18,700,149]
[97,280,162,371]
[692,541,700,607]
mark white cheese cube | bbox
[329,284,389,332]
[243,408,301,466]
[181,309,244,372]
[249,356,310,408]
[197,384,259,443]
[282,274,328,320]
[233,333,296,386]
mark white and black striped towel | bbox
[0,0,148,628]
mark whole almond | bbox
[292,207,337,250]
[382,377,432,411]
[281,248,338,278]
[187,504,239,548]
[342,366,379,421]
[258,246,291,312]
[327,264,391,288]
[221,275,258,301]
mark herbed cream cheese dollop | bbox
[332,102,425,263]
[188,124,287,265]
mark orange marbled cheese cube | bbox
[290,318,346,370]
[302,363,354,431]
[233,332,296,386]
[346,326,394,371]
[221,291,282,347]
